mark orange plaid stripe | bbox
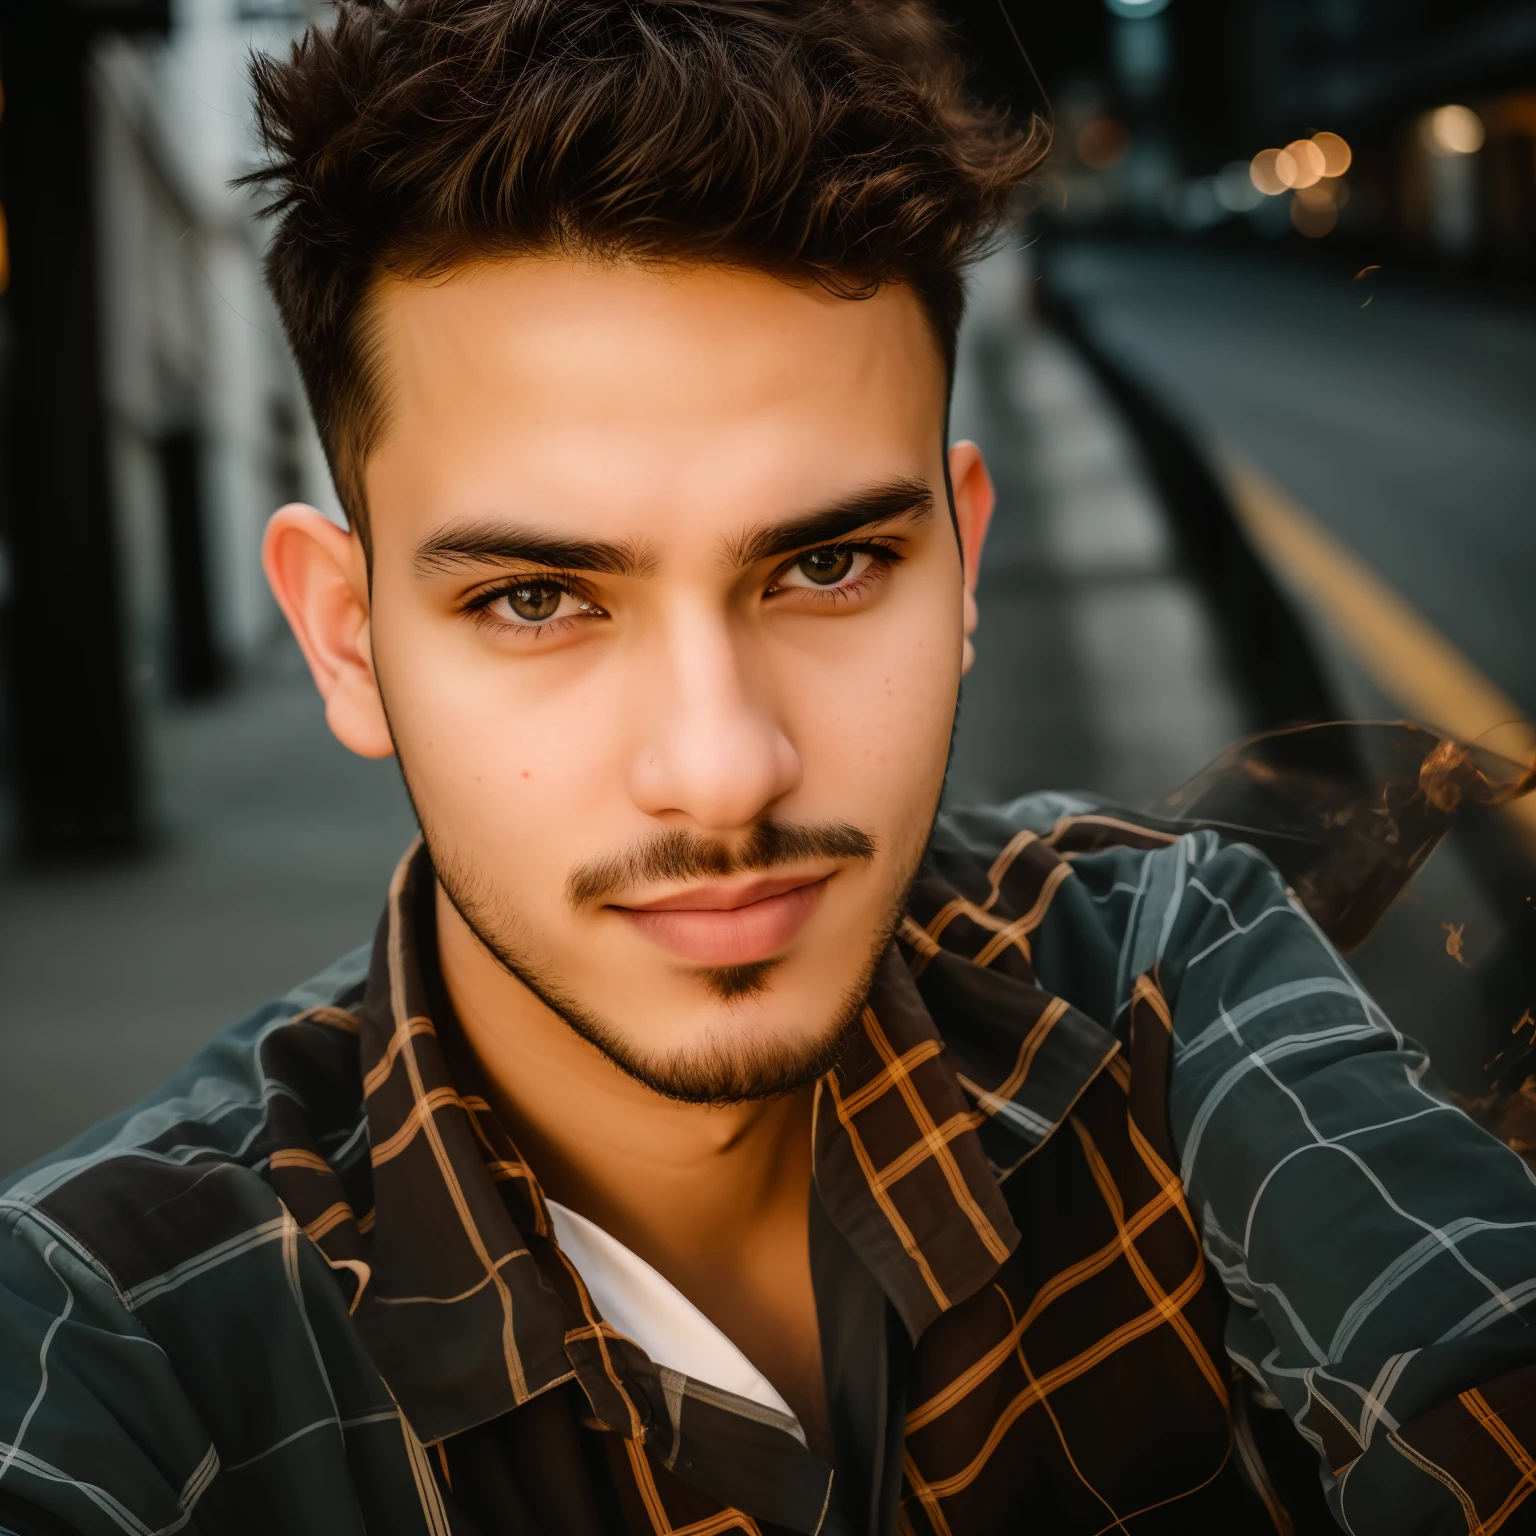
[301,1200,355,1243]
[970,861,1074,971]
[837,1038,944,1118]
[1459,1389,1536,1535]
[910,829,1041,973]
[295,1004,362,1033]
[906,1159,1190,1433]
[876,1111,987,1189]
[1069,1118,1227,1405]
[1131,973,1173,1032]
[363,1015,436,1097]
[380,848,531,1402]
[824,1070,950,1310]
[994,1287,1125,1529]
[269,1147,334,1173]
[862,1007,1011,1264]
[954,996,1070,1117]
[1042,813,1180,851]
[369,1084,464,1166]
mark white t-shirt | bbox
[545,1198,804,1441]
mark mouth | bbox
[612,873,831,968]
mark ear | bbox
[262,505,395,759]
[947,440,995,676]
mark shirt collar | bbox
[339,834,1116,1443]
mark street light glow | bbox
[1077,118,1132,170]
[1216,161,1264,212]
[1292,183,1342,238]
[1251,134,1352,197]
[1105,0,1172,18]
[1424,105,1485,156]
[1278,139,1327,189]
[1312,132,1352,177]
[1250,149,1287,196]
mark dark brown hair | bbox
[245,0,1047,544]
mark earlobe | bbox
[947,441,995,676]
[262,504,396,760]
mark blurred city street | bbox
[948,250,1249,810]
[1047,240,1536,721]
[0,644,416,1174]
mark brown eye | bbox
[796,546,854,586]
[506,582,563,621]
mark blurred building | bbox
[0,0,336,860]
[1237,0,1536,263]
[945,0,1536,267]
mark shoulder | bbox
[0,1199,231,1535]
[0,943,372,1302]
[0,946,389,1533]
[927,792,1257,918]
[925,795,1295,1027]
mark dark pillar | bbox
[159,428,225,700]
[0,0,168,860]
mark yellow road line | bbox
[1222,456,1536,857]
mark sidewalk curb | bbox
[1034,278,1344,736]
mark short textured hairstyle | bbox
[244,0,1047,547]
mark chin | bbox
[594,1006,857,1107]
[553,947,880,1105]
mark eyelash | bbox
[462,573,602,639]
[764,539,904,603]
[463,538,905,637]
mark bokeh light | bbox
[1291,183,1340,237]
[1278,139,1327,189]
[1077,118,1132,170]
[1216,161,1264,212]
[1291,196,1336,237]
[1424,104,1485,156]
[1250,148,1287,195]
[1311,131,1352,177]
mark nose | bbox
[627,600,802,833]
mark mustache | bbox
[565,820,877,907]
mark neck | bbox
[433,881,816,1277]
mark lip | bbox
[614,874,830,967]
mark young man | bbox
[4,3,1536,1533]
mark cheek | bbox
[776,579,962,820]
[372,609,624,854]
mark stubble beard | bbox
[427,829,929,1108]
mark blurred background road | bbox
[1047,242,1536,722]
[3,0,1535,1175]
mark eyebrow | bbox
[726,479,935,568]
[414,523,656,578]
[413,477,934,580]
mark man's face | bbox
[353,259,986,1101]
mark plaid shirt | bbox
[5,797,1536,1536]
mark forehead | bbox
[362,258,948,550]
